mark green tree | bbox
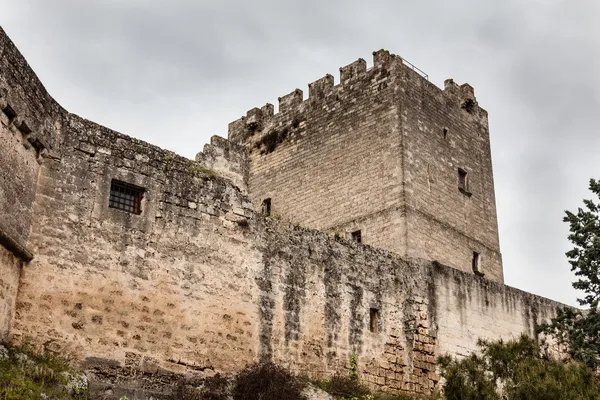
[438,335,600,400]
[538,178,600,369]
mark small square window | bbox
[262,198,272,216]
[369,308,380,333]
[472,252,484,276]
[351,230,362,244]
[109,180,144,215]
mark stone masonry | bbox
[229,51,502,283]
[0,24,569,398]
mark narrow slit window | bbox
[351,230,362,244]
[443,127,448,140]
[472,252,483,276]
[262,198,272,216]
[109,180,144,215]
[369,308,380,333]
[458,168,468,191]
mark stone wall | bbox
[13,113,260,377]
[228,54,405,256]
[431,263,561,359]
[0,24,570,398]
[400,70,503,282]
[0,245,21,342]
[0,25,63,258]
[0,24,65,342]
[228,50,503,283]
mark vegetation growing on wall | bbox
[0,343,87,399]
[258,128,288,154]
[438,335,600,400]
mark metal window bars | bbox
[109,180,144,214]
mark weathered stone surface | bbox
[0,245,20,342]
[0,24,570,398]
[229,51,503,283]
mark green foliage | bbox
[0,343,86,400]
[349,352,359,380]
[538,178,600,369]
[564,179,600,308]
[187,160,216,176]
[232,363,306,400]
[438,335,600,400]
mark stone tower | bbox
[229,50,503,283]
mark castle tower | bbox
[228,50,503,283]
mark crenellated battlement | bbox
[228,49,484,151]
[231,46,500,283]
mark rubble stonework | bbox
[0,25,567,397]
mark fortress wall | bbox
[0,25,570,397]
[0,245,21,342]
[245,225,563,395]
[0,109,39,252]
[13,114,262,376]
[0,26,65,342]
[0,26,63,256]
[259,225,438,395]
[430,263,561,358]
[399,67,503,281]
[228,53,407,253]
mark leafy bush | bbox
[438,335,600,400]
[232,363,306,400]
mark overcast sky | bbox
[2,0,599,306]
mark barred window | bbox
[109,180,144,214]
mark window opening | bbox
[443,127,448,140]
[369,308,380,333]
[2,105,16,121]
[458,168,468,191]
[262,198,272,216]
[351,230,362,244]
[109,180,144,215]
[472,252,483,276]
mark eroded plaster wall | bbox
[431,263,561,359]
